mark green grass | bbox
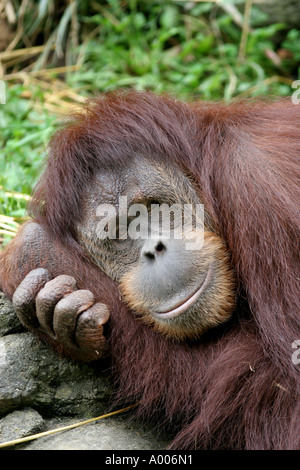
[0,86,55,205]
[68,1,297,99]
[0,85,57,245]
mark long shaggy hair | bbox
[1,91,299,449]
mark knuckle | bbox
[36,275,77,307]
[36,288,51,304]
[57,290,94,312]
[91,303,110,322]
[13,268,52,307]
[48,275,77,290]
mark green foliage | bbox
[0,85,56,220]
[65,0,299,100]
[282,29,300,62]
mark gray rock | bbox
[0,332,113,417]
[0,292,24,336]
[0,408,45,443]
[22,416,170,450]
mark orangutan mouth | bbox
[153,266,212,319]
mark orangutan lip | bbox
[153,266,212,319]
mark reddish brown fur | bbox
[0,91,299,449]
